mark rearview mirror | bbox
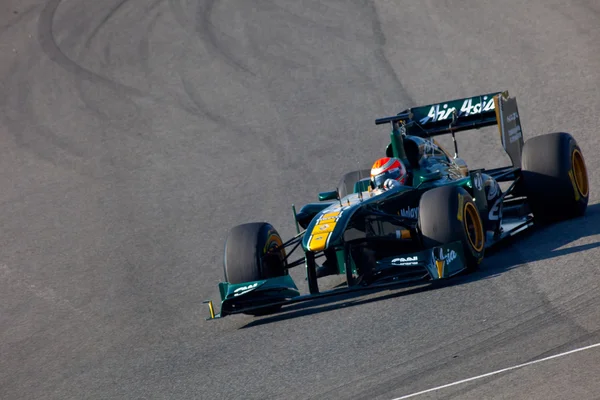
[318,190,339,201]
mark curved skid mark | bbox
[85,0,165,52]
[272,1,374,43]
[0,39,93,168]
[366,1,413,105]
[37,0,143,96]
[242,5,318,72]
[193,0,255,76]
[180,75,229,126]
[167,0,191,28]
[179,74,288,160]
[83,0,131,49]
[139,0,166,69]
[168,0,253,75]
[138,3,165,74]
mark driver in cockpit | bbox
[369,157,408,190]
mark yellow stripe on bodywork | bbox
[314,222,336,234]
[308,233,330,251]
[436,260,445,279]
[320,211,341,222]
[307,211,341,251]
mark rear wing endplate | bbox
[493,92,524,168]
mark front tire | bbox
[418,186,485,271]
[223,222,287,315]
[521,132,589,223]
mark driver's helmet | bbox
[370,157,407,189]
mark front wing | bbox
[205,241,468,320]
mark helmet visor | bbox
[373,167,402,188]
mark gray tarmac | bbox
[2,1,600,399]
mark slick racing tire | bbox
[338,169,372,198]
[521,132,589,223]
[223,222,287,315]
[418,186,485,272]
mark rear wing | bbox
[376,91,525,168]
[375,91,502,136]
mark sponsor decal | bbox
[400,206,419,219]
[506,112,519,122]
[233,282,259,297]
[497,95,523,152]
[507,125,522,143]
[488,198,502,221]
[442,249,457,265]
[433,248,457,278]
[420,96,495,124]
[391,256,419,266]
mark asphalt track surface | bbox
[2,1,600,399]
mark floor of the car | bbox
[487,215,534,248]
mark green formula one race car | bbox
[204,91,589,320]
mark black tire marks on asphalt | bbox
[38,0,143,96]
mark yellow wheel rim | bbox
[464,202,484,253]
[572,149,589,198]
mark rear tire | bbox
[521,132,589,223]
[418,186,485,272]
[223,222,287,315]
[338,169,371,198]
